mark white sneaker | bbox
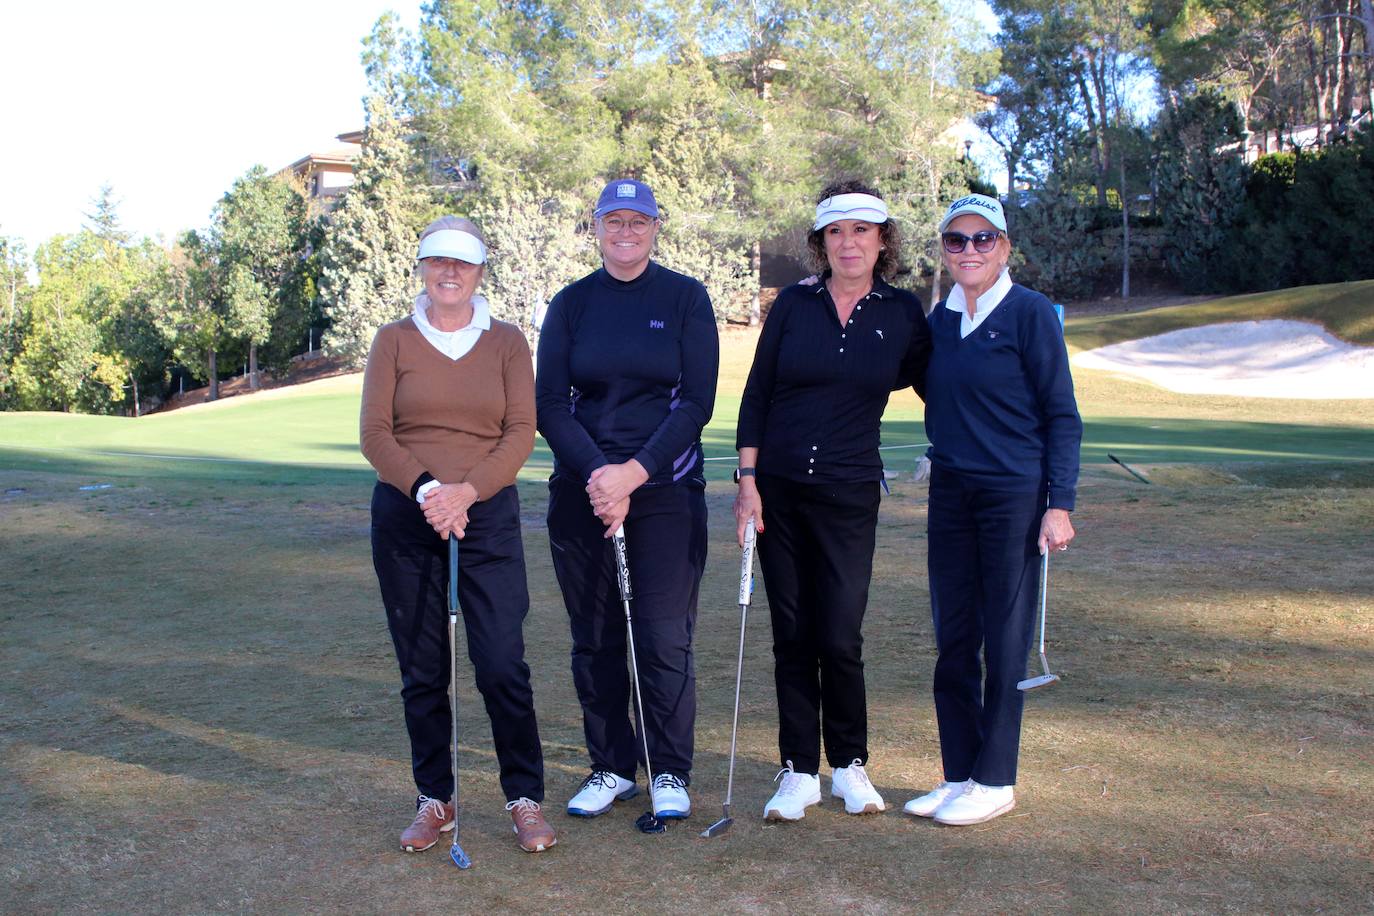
[651,773,691,819]
[903,780,968,818]
[763,760,822,821]
[567,769,638,817]
[830,759,886,814]
[932,780,1015,825]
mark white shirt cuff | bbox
[415,479,442,504]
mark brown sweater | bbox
[360,316,535,501]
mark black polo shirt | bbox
[736,275,929,485]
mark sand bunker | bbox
[1072,320,1374,399]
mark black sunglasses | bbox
[942,230,1003,254]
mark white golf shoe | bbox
[932,780,1015,825]
[903,779,969,818]
[830,759,885,814]
[763,761,822,821]
[651,773,691,819]
[566,770,638,817]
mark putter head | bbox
[449,841,472,869]
[1017,672,1060,691]
[635,811,667,834]
[700,815,733,838]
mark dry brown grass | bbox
[1,464,1371,913]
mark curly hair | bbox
[805,180,901,280]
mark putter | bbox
[702,518,757,838]
[447,536,473,869]
[1018,550,1060,692]
[611,526,667,835]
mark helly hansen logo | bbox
[875,329,884,339]
[649,319,665,329]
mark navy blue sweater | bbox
[536,262,719,488]
[736,277,930,484]
[924,283,1082,510]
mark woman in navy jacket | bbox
[536,179,718,823]
[904,193,1082,826]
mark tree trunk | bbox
[929,257,942,314]
[130,372,140,418]
[750,240,761,326]
[208,348,219,401]
[1120,154,1131,299]
[249,340,260,391]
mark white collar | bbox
[945,269,1013,317]
[413,292,491,333]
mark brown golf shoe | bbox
[400,795,454,853]
[506,798,557,852]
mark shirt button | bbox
[841,333,846,338]
[807,469,813,475]
[811,445,818,451]
[809,458,815,463]
[839,347,844,352]
[857,305,863,310]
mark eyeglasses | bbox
[601,215,656,235]
[941,230,1003,254]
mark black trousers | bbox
[755,474,880,773]
[371,481,544,802]
[547,477,707,783]
[927,465,1043,787]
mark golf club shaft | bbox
[722,519,757,811]
[448,537,464,852]
[1038,549,1049,662]
[612,527,658,804]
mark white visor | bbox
[813,193,889,230]
[417,229,487,264]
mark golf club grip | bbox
[738,518,757,606]
[448,537,459,614]
[611,527,632,602]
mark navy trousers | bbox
[755,474,880,773]
[927,465,1043,787]
[547,477,707,784]
[371,481,544,802]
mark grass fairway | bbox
[2,301,1373,911]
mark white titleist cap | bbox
[939,194,1007,233]
[813,193,890,230]
[417,229,487,264]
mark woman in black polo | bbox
[734,181,929,822]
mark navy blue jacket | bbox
[924,283,1081,510]
[736,276,930,485]
[536,262,719,487]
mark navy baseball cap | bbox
[594,179,659,219]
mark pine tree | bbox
[319,96,431,366]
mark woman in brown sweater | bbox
[360,216,554,855]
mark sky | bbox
[1,0,417,257]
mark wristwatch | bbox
[733,467,757,484]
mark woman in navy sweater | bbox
[904,193,1082,826]
[735,181,930,822]
[536,179,719,823]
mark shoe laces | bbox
[652,773,687,793]
[415,794,450,821]
[842,759,874,791]
[773,760,811,798]
[505,797,543,827]
[579,770,618,792]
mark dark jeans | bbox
[756,474,880,773]
[927,465,1043,787]
[547,477,707,783]
[371,481,544,802]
